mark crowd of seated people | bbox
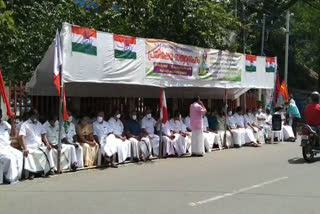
[0,103,298,184]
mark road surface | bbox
[1,141,320,214]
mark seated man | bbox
[263,108,273,142]
[168,111,191,156]
[76,115,99,167]
[19,109,55,179]
[161,119,184,157]
[63,112,84,168]
[244,109,263,144]
[0,110,23,184]
[141,109,161,156]
[274,106,295,141]
[183,114,191,132]
[227,110,245,147]
[203,113,220,151]
[234,107,259,147]
[93,111,118,168]
[43,115,78,171]
[125,110,152,161]
[108,110,131,164]
[216,109,233,149]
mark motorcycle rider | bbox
[304,91,320,131]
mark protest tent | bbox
[26,22,276,101]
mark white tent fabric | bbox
[26,23,275,99]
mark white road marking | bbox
[188,176,288,206]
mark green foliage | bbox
[0,0,240,83]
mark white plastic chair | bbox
[271,114,284,144]
[271,129,284,144]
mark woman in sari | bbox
[76,115,99,167]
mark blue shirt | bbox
[125,119,141,136]
[287,104,301,118]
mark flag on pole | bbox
[245,55,257,72]
[0,67,14,117]
[279,81,290,103]
[271,71,281,109]
[113,34,137,59]
[160,88,168,124]
[54,30,69,121]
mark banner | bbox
[145,39,242,82]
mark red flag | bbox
[279,81,290,102]
[0,67,14,118]
[54,30,69,121]
[272,71,281,107]
[160,88,168,124]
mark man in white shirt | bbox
[168,111,191,156]
[43,115,79,171]
[203,114,220,151]
[227,110,245,147]
[63,112,84,169]
[263,108,273,141]
[0,109,23,184]
[183,114,191,132]
[234,107,259,147]
[19,109,55,179]
[244,109,263,144]
[108,110,131,164]
[141,109,161,156]
[93,111,118,168]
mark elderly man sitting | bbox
[0,109,23,184]
[203,113,220,151]
[125,110,152,161]
[93,111,118,168]
[168,111,191,156]
[233,107,260,147]
[227,110,245,148]
[141,109,161,156]
[216,109,233,149]
[19,109,55,179]
[43,115,79,171]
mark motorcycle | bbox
[300,125,320,162]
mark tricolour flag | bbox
[0,67,14,118]
[279,81,290,103]
[72,25,97,56]
[246,55,257,72]
[266,57,276,72]
[54,30,69,121]
[113,34,137,59]
[160,88,168,124]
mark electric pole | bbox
[284,10,290,86]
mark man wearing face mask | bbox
[0,109,23,184]
[63,111,84,169]
[93,111,118,168]
[43,115,79,171]
[168,111,191,156]
[141,109,161,156]
[19,109,55,179]
[203,113,220,151]
[125,110,152,161]
[216,109,233,149]
[226,110,245,147]
[108,109,131,164]
[233,107,259,147]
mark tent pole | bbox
[159,88,163,158]
[57,84,63,174]
[224,88,228,146]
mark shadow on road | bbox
[288,157,320,164]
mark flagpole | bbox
[56,31,63,174]
[224,88,228,146]
[159,88,163,158]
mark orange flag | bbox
[279,81,289,102]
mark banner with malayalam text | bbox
[145,39,242,82]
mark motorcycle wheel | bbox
[302,144,315,163]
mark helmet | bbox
[311,91,320,103]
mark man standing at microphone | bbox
[190,97,207,156]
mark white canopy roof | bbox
[26,23,275,99]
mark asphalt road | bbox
[1,140,320,214]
